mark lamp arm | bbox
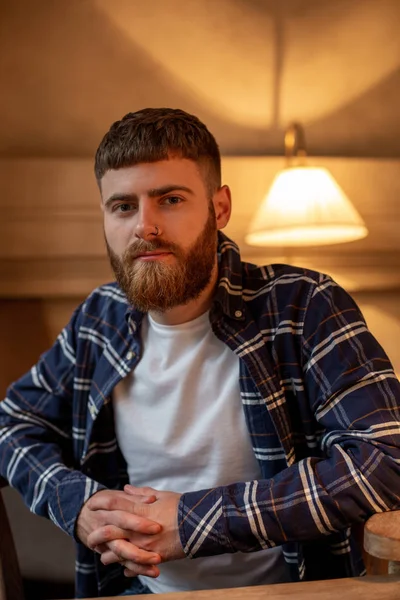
[285,122,307,166]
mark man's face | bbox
[100,157,228,312]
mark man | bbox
[0,108,400,598]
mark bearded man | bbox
[1,108,400,598]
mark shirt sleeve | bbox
[0,302,106,538]
[178,277,400,558]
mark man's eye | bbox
[114,203,134,213]
[163,196,182,205]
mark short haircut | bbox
[94,108,221,196]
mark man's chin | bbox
[127,295,179,314]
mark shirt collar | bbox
[212,231,245,321]
[124,231,245,327]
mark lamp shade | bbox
[245,166,368,247]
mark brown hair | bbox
[94,108,221,196]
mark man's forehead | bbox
[100,158,205,196]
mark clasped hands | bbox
[76,485,185,578]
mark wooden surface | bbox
[83,576,400,600]
[364,511,400,562]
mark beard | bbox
[106,205,218,313]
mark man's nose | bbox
[134,204,160,240]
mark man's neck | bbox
[149,261,219,326]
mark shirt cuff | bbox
[47,470,107,539]
[178,486,235,558]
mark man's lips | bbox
[135,251,173,261]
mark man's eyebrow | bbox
[103,185,194,208]
[147,184,195,197]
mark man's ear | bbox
[213,185,232,230]
[98,179,105,212]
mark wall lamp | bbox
[245,123,368,246]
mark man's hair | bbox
[94,108,221,196]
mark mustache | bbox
[124,238,180,260]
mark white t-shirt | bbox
[113,311,290,593]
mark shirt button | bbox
[235,310,242,318]
[127,351,135,360]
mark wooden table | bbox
[83,576,400,600]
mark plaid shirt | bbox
[1,232,400,598]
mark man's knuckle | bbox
[108,495,122,510]
[102,525,115,541]
[114,540,125,554]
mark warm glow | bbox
[245,166,368,247]
[94,0,274,128]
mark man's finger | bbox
[100,549,125,566]
[87,492,155,512]
[88,508,161,536]
[106,538,161,565]
[87,525,129,549]
[87,516,160,549]
[130,493,157,504]
[100,548,159,568]
[123,563,161,578]
[124,484,159,498]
